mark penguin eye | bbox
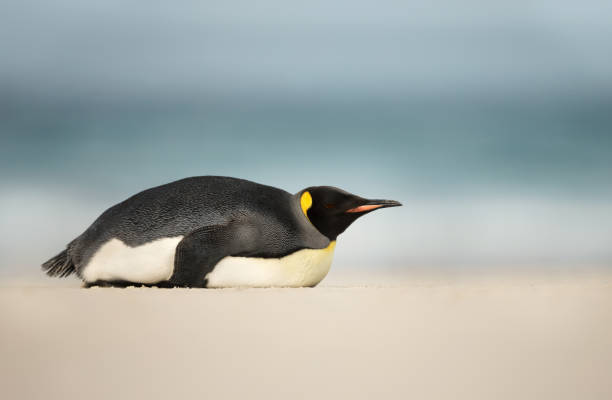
[324,203,336,209]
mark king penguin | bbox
[42,176,401,288]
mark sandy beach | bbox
[1,271,611,400]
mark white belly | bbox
[81,236,183,284]
[206,241,336,288]
[81,237,335,288]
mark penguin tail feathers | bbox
[42,249,76,278]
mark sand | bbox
[1,271,611,400]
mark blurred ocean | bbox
[1,1,611,279]
[2,95,611,277]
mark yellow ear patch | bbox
[300,191,313,219]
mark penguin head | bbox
[298,186,401,241]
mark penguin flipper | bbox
[168,221,261,288]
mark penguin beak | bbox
[345,199,402,213]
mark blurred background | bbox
[1,0,611,281]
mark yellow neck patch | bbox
[300,191,313,220]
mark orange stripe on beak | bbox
[345,204,383,213]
